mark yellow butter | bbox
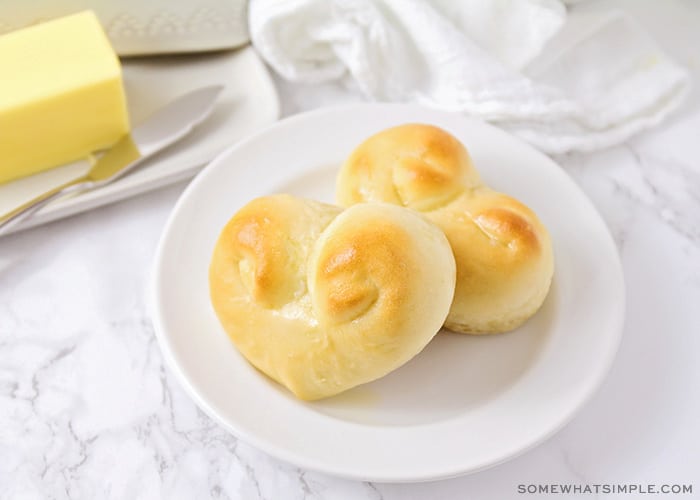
[0,11,129,184]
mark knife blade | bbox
[0,85,223,233]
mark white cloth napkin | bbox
[249,0,690,154]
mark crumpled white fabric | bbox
[249,0,690,154]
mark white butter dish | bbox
[0,46,279,236]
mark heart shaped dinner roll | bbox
[337,124,554,334]
[209,194,456,400]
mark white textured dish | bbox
[0,46,279,235]
[151,105,625,482]
[0,0,249,55]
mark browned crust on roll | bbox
[337,124,554,334]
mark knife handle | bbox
[0,176,92,234]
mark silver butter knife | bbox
[0,85,223,233]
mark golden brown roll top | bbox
[209,194,456,400]
[337,124,554,334]
[339,124,479,211]
[219,195,338,309]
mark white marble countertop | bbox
[1,1,699,499]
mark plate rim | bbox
[150,103,626,482]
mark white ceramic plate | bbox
[0,46,279,235]
[151,104,625,482]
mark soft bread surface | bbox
[209,195,456,400]
[337,124,554,334]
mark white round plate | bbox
[151,104,625,482]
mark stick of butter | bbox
[0,11,129,184]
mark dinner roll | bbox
[337,124,553,334]
[209,194,456,400]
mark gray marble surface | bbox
[1,1,699,498]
